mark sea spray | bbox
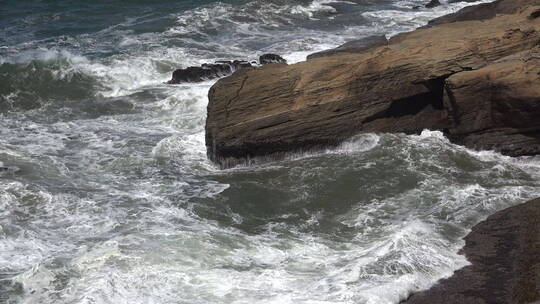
[2,1,529,303]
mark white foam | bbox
[4,1,536,303]
[363,0,496,37]
[291,0,339,18]
[337,133,381,154]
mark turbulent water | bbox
[1,0,539,303]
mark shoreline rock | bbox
[167,54,286,84]
[403,198,540,304]
[306,35,388,60]
[428,0,540,26]
[205,0,540,167]
[310,0,490,60]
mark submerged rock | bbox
[0,163,19,175]
[404,198,540,304]
[205,2,540,167]
[168,54,286,84]
[425,0,441,8]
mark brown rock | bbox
[404,197,540,304]
[205,4,540,166]
[444,52,540,156]
[306,35,388,60]
[448,0,482,3]
[428,0,540,26]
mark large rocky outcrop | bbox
[205,3,540,166]
[404,197,540,304]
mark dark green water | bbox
[1,0,538,303]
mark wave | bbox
[4,128,539,304]
[1,1,513,303]
[0,51,100,113]
[1,0,496,104]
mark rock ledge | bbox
[206,1,540,167]
[404,198,540,304]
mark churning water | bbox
[1,0,538,303]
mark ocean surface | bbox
[1,0,539,303]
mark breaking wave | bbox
[1,1,520,304]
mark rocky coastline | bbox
[403,198,540,304]
[200,3,540,300]
[203,0,540,167]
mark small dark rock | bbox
[259,54,287,65]
[425,0,441,8]
[529,8,540,19]
[214,60,251,69]
[168,55,287,84]
[0,165,20,174]
[168,61,252,84]
[232,60,253,69]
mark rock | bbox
[443,52,540,156]
[259,54,287,65]
[168,54,286,84]
[425,0,441,8]
[414,0,480,11]
[404,198,540,304]
[448,0,481,3]
[306,35,388,60]
[168,61,251,84]
[530,8,540,19]
[429,0,540,26]
[205,3,540,167]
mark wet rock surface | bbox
[425,0,441,8]
[168,60,253,84]
[404,198,540,304]
[205,0,540,167]
[259,54,287,65]
[168,54,286,84]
